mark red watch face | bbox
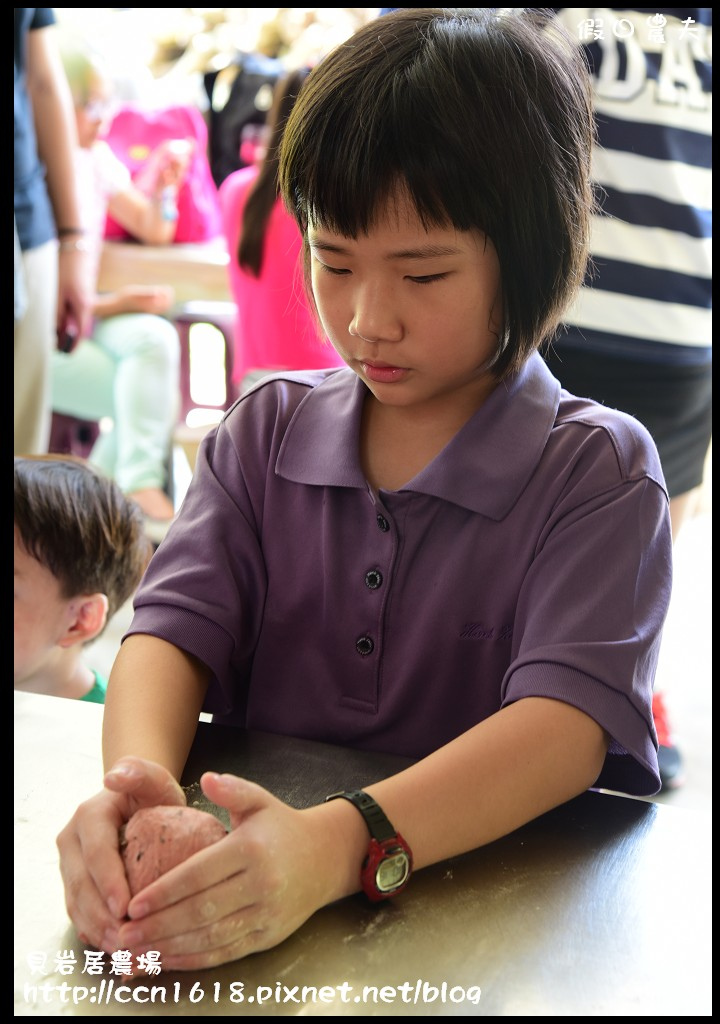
[361,835,413,902]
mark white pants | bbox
[14,241,58,454]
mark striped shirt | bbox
[553,8,712,363]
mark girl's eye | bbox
[408,273,449,285]
[316,262,349,276]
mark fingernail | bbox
[106,763,138,781]
[128,901,149,919]
[107,897,123,918]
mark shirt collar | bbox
[275,353,560,519]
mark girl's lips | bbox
[361,361,408,384]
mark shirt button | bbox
[356,636,374,656]
[376,514,390,532]
[364,569,383,590]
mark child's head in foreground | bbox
[14,455,153,692]
[279,7,595,379]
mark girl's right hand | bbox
[56,757,187,954]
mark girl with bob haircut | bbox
[218,67,345,387]
[280,6,595,380]
[58,9,672,971]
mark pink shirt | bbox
[219,166,345,385]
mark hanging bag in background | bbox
[101,103,223,244]
[203,52,283,188]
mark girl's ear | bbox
[58,593,109,648]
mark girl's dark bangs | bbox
[296,105,464,237]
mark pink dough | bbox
[121,805,227,895]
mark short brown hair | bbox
[14,455,153,631]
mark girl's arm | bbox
[366,696,608,868]
[59,638,606,971]
[102,634,209,776]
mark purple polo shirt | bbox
[128,353,671,796]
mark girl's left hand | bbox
[116,773,342,971]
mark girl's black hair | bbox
[279,8,595,378]
[238,67,311,277]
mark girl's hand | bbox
[116,284,175,315]
[56,757,187,954]
[116,774,347,971]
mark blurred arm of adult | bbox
[92,283,175,319]
[27,23,92,343]
[106,140,194,246]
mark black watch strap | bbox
[324,789,397,843]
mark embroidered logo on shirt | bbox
[460,623,513,641]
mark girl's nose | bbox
[348,284,404,343]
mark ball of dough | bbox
[121,805,227,895]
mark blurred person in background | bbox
[14,8,92,455]
[49,32,190,536]
[218,68,345,392]
[544,8,712,791]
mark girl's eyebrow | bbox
[308,239,463,260]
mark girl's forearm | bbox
[102,634,210,778]
[364,697,608,872]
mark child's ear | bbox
[58,593,109,647]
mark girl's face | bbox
[308,189,504,420]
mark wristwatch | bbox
[325,789,413,902]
